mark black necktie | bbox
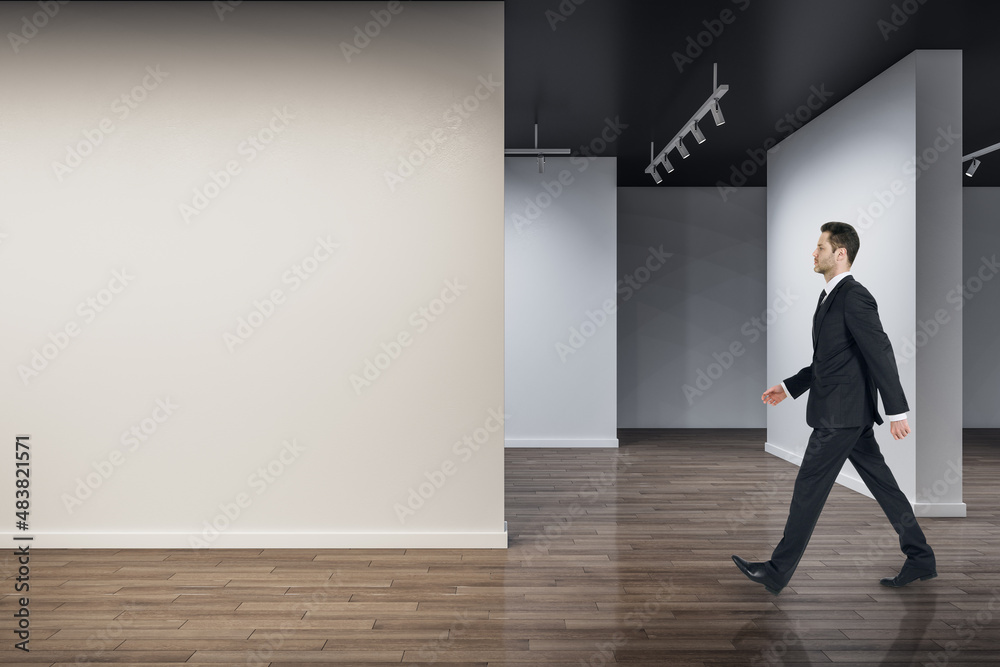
[812,290,826,348]
[814,289,826,316]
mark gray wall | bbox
[617,187,767,427]
[614,188,995,433]
[505,157,618,447]
[963,188,1000,428]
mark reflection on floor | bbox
[3,428,998,665]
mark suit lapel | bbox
[813,274,854,350]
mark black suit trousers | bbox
[764,424,935,585]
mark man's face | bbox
[813,232,840,275]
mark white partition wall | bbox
[0,2,506,548]
[912,51,965,516]
[504,156,618,448]
[766,51,964,517]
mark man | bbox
[732,221,936,595]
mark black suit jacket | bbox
[783,275,908,428]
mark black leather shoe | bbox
[880,566,937,588]
[732,555,784,595]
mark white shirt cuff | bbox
[886,412,908,422]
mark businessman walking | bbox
[733,221,936,594]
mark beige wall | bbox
[0,1,506,547]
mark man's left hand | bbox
[890,418,911,440]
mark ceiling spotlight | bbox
[677,139,690,159]
[537,154,545,173]
[690,122,706,144]
[648,142,671,180]
[643,63,729,181]
[711,101,725,126]
[966,158,981,177]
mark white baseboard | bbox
[766,440,875,499]
[2,527,508,549]
[913,502,967,517]
[505,438,619,448]
[764,442,967,517]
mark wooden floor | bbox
[3,429,999,666]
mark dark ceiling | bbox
[504,0,999,187]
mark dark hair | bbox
[820,221,859,265]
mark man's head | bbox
[814,221,858,279]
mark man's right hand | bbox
[762,384,787,406]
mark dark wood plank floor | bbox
[3,428,999,665]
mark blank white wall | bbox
[767,54,914,496]
[617,187,768,427]
[0,1,506,548]
[766,51,964,516]
[505,157,618,447]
